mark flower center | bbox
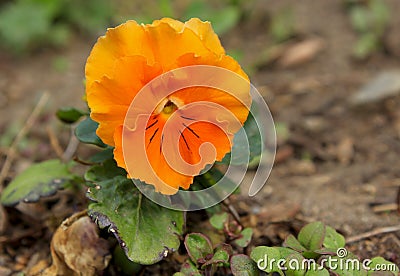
[161,100,178,115]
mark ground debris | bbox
[350,70,400,105]
[278,37,325,68]
[0,266,12,276]
[336,137,354,165]
[35,211,111,276]
[0,206,7,234]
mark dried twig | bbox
[62,127,79,161]
[346,225,400,244]
[72,156,95,166]
[222,199,243,228]
[47,126,79,162]
[372,203,398,213]
[47,123,79,162]
[0,92,50,192]
[47,126,64,159]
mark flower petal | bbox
[85,21,151,89]
[173,53,251,127]
[86,18,252,195]
[87,56,162,145]
[178,121,232,166]
[85,18,226,90]
[184,18,225,55]
[114,119,194,195]
[155,18,225,55]
[144,21,214,70]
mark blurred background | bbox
[0,0,399,273]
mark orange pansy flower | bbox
[85,18,251,194]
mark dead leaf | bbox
[37,211,111,276]
[278,37,325,68]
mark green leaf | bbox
[64,0,113,34]
[184,233,213,264]
[297,222,326,252]
[87,161,184,265]
[323,226,345,250]
[56,107,86,124]
[284,234,307,252]
[353,33,379,59]
[1,160,74,206]
[325,252,368,276]
[30,0,64,18]
[313,248,336,255]
[210,6,240,35]
[183,1,240,35]
[230,254,258,276]
[195,167,223,188]
[201,243,232,268]
[370,0,390,33]
[48,23,70,47]
[350,6,370,32]
[367,257,399,275]
[88,147,114,164]
[113,246,142,275]
[84,159,126,183]
[0,1,52,53]
[179,259,202,276]
[157,0,175,18]
[234,227,253,247]
[75,117,106,147]
[270,8,295,42]
[205,204,221,216]
[221,103,262,166]
[284,253,307,276]
[250,246,297,274]
[210,212,228,230]
[188,167,236,210]
[305,268,329,276]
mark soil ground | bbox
[0,0,399,274]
